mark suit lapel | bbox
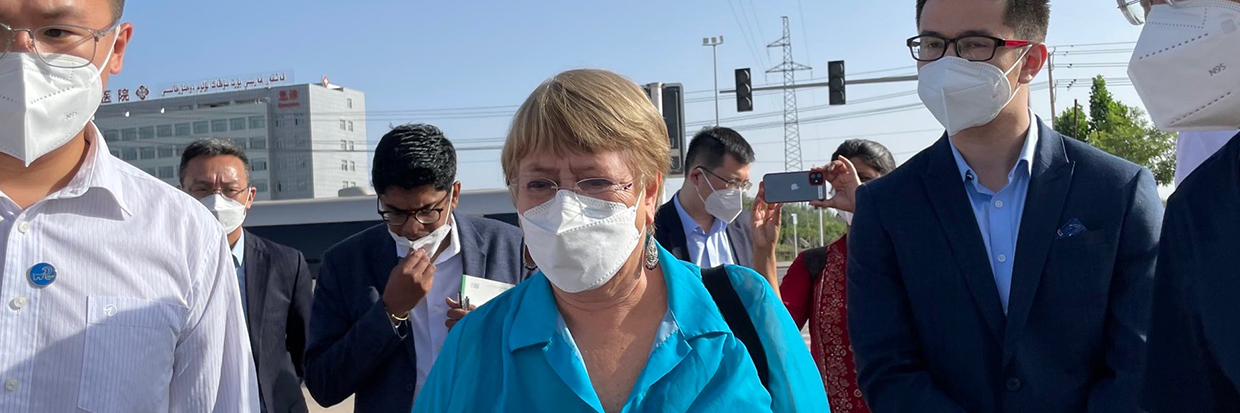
[725,219,749,267]
[921,137,1006,343]
[656,198,691,262]
[1003,123,1075,364]
[455,216,487,280]
[243,232,268,363]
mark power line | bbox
[727,0,768,72]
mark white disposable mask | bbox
[390,221,452,259]
[0,32,117,166]
[1129,1,1240,131]
[199,194,247,233]
[519,190,644,293]
[918,50,1029,136]
[695,169,743,224]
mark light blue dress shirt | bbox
[231,231,246,313]
[948,110,1040,312]
[673,195,735,268]
[412,244,828,413]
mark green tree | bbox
[1054,75,1177,185]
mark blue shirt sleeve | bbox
[725,265,831,413]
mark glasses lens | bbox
[415,209,441,225]
[577,178,619,196]
[520,178,558,204]
[382,211,409,225]
[1120,1,1146,25]
[911,36,947,61]
[957,36,1000,61]
[33,25,98,68]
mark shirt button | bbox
[16,221,30,234]
[998,254,1008,263]
[1006,377,1021,392]
[9,297,27,310]
[4,379,17,392]
[994,200,1004,208]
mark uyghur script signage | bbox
[102,70,294,104]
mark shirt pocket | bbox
[78,296,188,413]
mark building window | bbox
[192,121,208,135]
[158,166,174,179]
[340,140,347,150]
[348,141,355,151]
[157,124,173,137]
[232,138,247,149]
[276,182,283,192]
[230,118,246,131]
[298,159,308,169]
[293,116,301,126]
[123,149,137,160]
[211,119,229,133]
[349,161,356,171]
[139,126,155,140]
[298,180,308,191]
[253,180,268,193]
[143,167,156,176]
[103,130,119,141]
[109,150,121,158]
[339,120,346,130]
[250,138,267,149]
[347,98,353,108]
[347,121,354,132]
[121,128,137,141]
[343,180,349,189]
[140,147,155,159]
[249,116,266,129]
[175,123,191,136]
[341,160,348,171]
[158,146,175,158]
[252,159,267,171]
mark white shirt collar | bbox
[57,122,132,216]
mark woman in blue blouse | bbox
[413,69,828,413]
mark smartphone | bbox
[762,171,832,203]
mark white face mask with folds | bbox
[390,223,452,259]
[519,190,645,293]
[1128,0,1240,131]
[0,29,118,166]
[918,48,1030,136]
[199,194,248,233]
[695,168,743,224]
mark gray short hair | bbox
[179,138,251,185]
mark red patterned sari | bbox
[780,236,869,413]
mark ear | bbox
[1018,43,1048,85]
[244,187,257,210]
[641,174,663,223]
[100,23,134,88]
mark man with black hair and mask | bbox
[845,0,1163,411]
[1120,0,1240,411]
[305,124,526,413]
[0,1,258,411]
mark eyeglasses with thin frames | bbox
[0,19,119,68]
[698,167,752,191]
[509,177,635,205]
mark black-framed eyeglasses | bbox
[0,19,120,68]
[186,185,250,199]
[907,35,1032,62]
[378,190,453,226]
[698,167,752,191]
[509,177,635,204]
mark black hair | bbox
[916,0,1051,42]
[372,124,457,194]
[832,139,897,175]
[684,126,755,171]
[179,138,250,185]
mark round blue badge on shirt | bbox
[29,263,56,287]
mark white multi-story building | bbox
[94,80,368,200]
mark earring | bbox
[644,230,659,270]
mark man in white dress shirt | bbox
[0,0,259,412]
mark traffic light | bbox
[828,60,846,105]
[735,68,753,112]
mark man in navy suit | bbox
[305,124,527,412]
[846,1,1162,412]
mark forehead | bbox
[519,149,633,179]
[380,186,448,210]
[183,156,247,183]
[919,0,1016,38]
[709,155,751,179]
[0,0,113,26]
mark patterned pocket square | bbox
[1056,218,1088,239]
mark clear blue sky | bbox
[111,0,1147,193]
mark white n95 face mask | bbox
[519,190,644,293]
[390,222,452,259]
[918,50,1030,136]
[1128,1,1240,131]
[199,194,247,233]
[0,32,117,166]
[696,169,743,224]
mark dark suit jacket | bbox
[243,231,314,413]
[847,120,1163,413]
[1143,132,1240,412]
[654,194,754,268]
[304,216,527,413]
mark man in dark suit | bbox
[1120,0,1240,411]
[847,1,1163,412]
[304,124,526,413]
[180,138,314,413]
[654,126,755,270]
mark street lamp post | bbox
[702,36,724,126]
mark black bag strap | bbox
[701,265,770,389]
[802,246,830,282]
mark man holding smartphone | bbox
[845,0,1162,411]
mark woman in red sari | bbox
[753,139,895,413]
